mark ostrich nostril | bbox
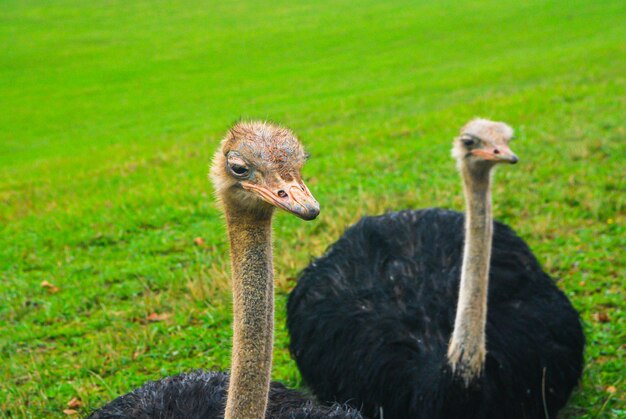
[493,149,500,155]
[277,190,287,198]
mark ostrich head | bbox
[210,121,320,221]
[452,119,518,172]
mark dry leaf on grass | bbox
[606,386,616,394]
[67,397,82,408]
[41,280,60,293]
[146,312,171,322]
[63,409,78,415]
[193,237,205,246]
[592,312,610,323]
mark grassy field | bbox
[1,0,624,416]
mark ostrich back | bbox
[287,209,584,419]
[90,370,362,418]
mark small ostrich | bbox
[91,122,362,419]
[287,119,584,418]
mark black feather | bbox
[90,370,362,418]
[287,209,584,419]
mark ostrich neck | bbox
[224,208,274,419]
[447,166,492,384]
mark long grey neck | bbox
[447,165,493,385]
[224,208,274,419]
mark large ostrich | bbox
[287,119,584,418]
[91,122,361,419]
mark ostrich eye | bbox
[229,163,249,177]
[226,152,251,178]
[462,138,476,147]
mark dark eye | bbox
[229,163,249,177]
[462,138,475,147]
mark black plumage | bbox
[90,370,362,419]
[287,209,584,419]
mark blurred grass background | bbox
[1,0,624,416]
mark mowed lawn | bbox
[1,0,624,416]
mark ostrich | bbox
[287,119,584,418]
[91,122,361,419]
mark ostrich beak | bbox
[472,146,519,164]
[242,179,320,221]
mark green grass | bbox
[1,0,624,416]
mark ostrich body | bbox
[92,371,360,419]
[287,120,584,418]
[92,122,361,419]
